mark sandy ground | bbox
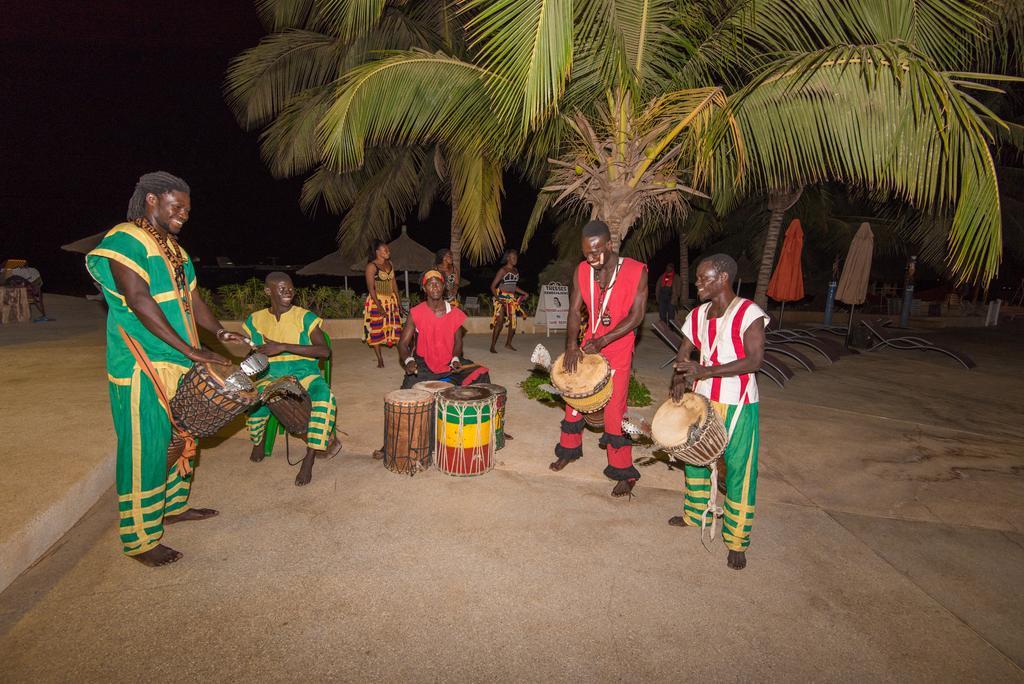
[1,296,1023,681]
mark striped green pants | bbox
[682,402,759,552]
[109,367,192,556]
[247,374,337,450]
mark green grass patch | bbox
[520,369,653,408]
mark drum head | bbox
[651,393,709,447]
[475,383,507,397]
[550,352,609,394]
[439,385,493,402]
[412,381,452,395]
[385,389,432,405]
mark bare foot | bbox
[504,343,517,351]
[132,544,182,567]
[250,441,266,463]
[549,457,575,472]
[376,359,385,368]
[727,550,746,570]
[611,480,636,498]
[373,446,385,460]
[489,346,497,354]
[321,435,343,459]
[164,508,219,525]
[295,450,316,486]
[667,516,692,528]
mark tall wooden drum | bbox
[383,389,434,475]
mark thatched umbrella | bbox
[61,230,108,254]
[350,225,436,300]
[297,249,364,289]
[836,222,874,345]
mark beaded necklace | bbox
[134,217,192,316]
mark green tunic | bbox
[86,222,200,556]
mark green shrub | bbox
[520,369,652,408]
[216,278,269,320]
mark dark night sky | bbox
[0,1,556,295]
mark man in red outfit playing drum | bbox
[550,220,649,497]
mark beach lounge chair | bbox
[860,319,976,369]
[651,320,790,387]
[671,319,817,372]
[765,328,842,363]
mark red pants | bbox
[556,359,640,482]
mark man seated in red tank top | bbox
[398,270,491,389]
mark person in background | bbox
[1,260,50,321]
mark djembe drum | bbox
[412,380,452,395]
[651,392,729,493]
[435,386,496,476]
[549,352,613,428]
[167,362,259,465]
[382,389,434,475]
[475,383,508,450]
[260,376,312,435]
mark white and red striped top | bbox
[682,297,769,405]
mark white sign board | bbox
[535,282,569,336]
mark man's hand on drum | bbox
[255,341,287,357]
[581,336,605,355]
[562,347,583,373]
[449,357,462,372]
[670,360,703,400]
[215,329,249,346]
[403,358,419,375]
[187,347,231,366]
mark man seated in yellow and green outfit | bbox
[244,272,341,486]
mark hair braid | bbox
[126,171,191,220]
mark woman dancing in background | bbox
[435,248,460,307]
[490,248,528,353]
[363,239,401,367]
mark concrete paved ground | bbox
[1,299,1022,681]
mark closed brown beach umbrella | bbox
[766,218,805,327]
[835,222,874,343]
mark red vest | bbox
[410,302,467,373]
[577,257,647,363]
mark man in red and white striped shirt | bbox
[670,254,767,570]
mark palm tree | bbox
[224,0,503,282]
[230,0,1021,286]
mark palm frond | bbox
[461,0,574,133]
[255,0,315,30]
[312,0,388,41]
[336,148,425,254]
[447,149,506,264]
[714,42,1006,282]
[225,29,344,130]
[318,50,508,172]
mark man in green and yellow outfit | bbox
[86,171,248,567]
[244,272,340,486]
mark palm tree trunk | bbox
[678,228,689,303]
[754,187,803,308]
[450,217,462,287]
